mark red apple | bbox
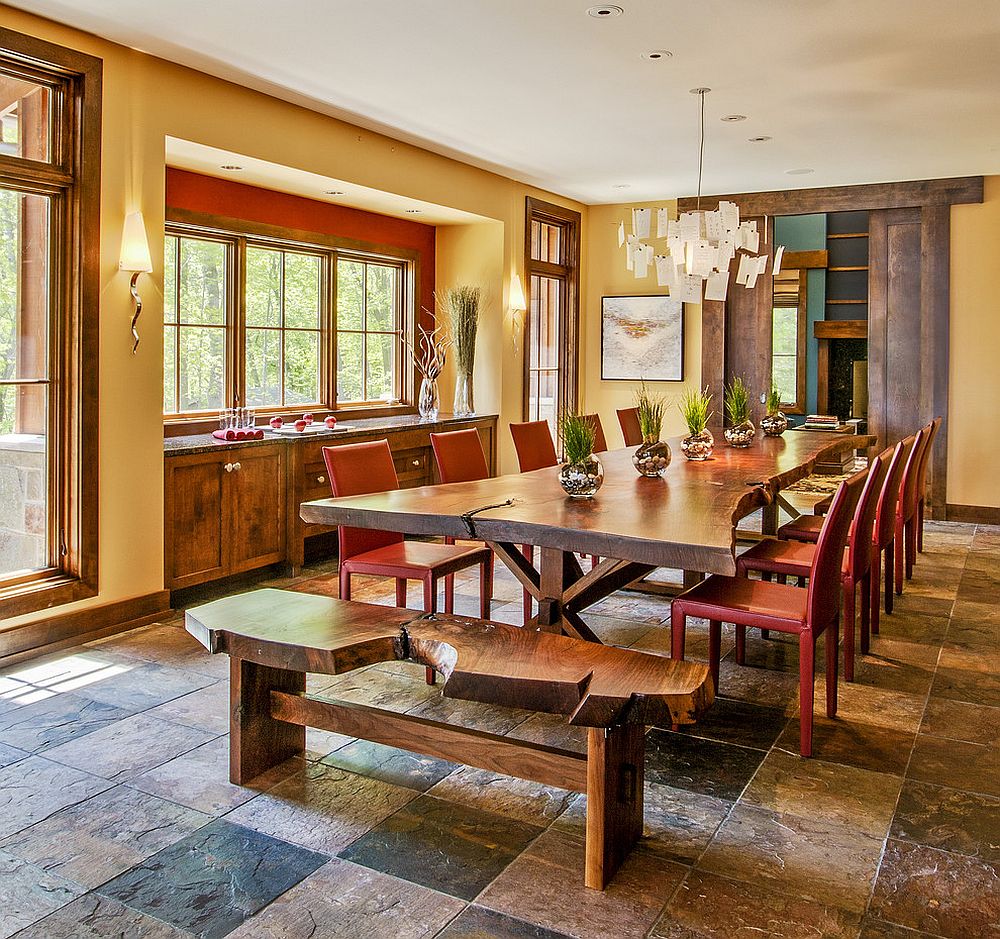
[269,416,283,429]
[324,415,337,429]
[294,419,308,432]
[302,412,314,424]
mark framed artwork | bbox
[601,295,684,381]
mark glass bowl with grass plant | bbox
[448,285,480,417]
[761,382,788,437]
[631,381,672,477]
[679,387,715,461]
[557,412,604,498]
[723,376,756,447]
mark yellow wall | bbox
[0,6,583,631]
[582,201,704,442]
[949,175,1000,509]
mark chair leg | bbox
[422,577,437,686]
[917,499,925,553]
[776,573,788,585]
[486,550,495,600]
[870,550,881,637]
[905,518,916,580]
[760,629,770,640]
[825,617,839,719]
[521,544,533,625]
[894,520,904,595]
[671,611,686,661]
[859,571,871,658]
[708,620,722,692]
[590,555,599,570]
[735,625,746,665]
[480,558,491,620]
[799,635,816,757]
[885,541,895,612]
[395,578,406,607]
[843,578,856,683]
[444,535,456,615]
[340,569,352,601]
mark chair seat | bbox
[739,539,850,581]
[672,575,808,633]
[777,514,823,542]
[343,541,491,579]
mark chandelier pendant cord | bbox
[696,88,705,212]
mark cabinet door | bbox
[226,445,286,573]
[165,452,227,589]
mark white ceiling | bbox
[12,0,1000,203]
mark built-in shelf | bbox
[828,266,869,272]
[815,319,868,339]
[826,299,867,305]
[827,232,869,239]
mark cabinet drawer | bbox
[393,448,429,486]
[302,461,331,496]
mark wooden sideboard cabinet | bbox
[164,414,497,591]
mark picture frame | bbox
[600,295,684,381]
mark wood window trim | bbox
[0,29,101,619]
[162,209,420,434]
[523,196,581,421]
[772,269,808,415]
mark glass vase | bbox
[680,428,715,461]
[453,370,474,417]
[417,376,439,422]
[632,436,672,478]
[558,455,604,498]
[761,411,788,437]
[724,419,756,448]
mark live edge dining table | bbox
[300,431,873,643]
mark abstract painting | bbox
[601,295,684,381]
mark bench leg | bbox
[585,723,644,890]
[230,657,305,785]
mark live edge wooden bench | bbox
[185,588,714,890]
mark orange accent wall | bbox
[165,168,435,319]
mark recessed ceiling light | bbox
[612,184,631,189]
[642,50,672,60]
[324,190,345,195]
[748,136,772,143]
[721,114,747,122]
[404,209,422,214]
[219,164,243,171]
[786,168,814,175]
[587,5,624,17]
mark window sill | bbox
[164,404,417,438]
[0,571,98,622]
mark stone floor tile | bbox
[0,742,26,768]
[429,765,576,826]
[228,856,465,938]
[856,917,941,938]
[919,697,1000,747]
[891,779,1000,861]
[775,718,916,775]
[698,804,884,914]
[907,734,1000,797]
[0,755,112,839]
[0,784,209,888]
[0,692,134,753]
[436,905,574,939]
[505,712,588,753]
[147,679,230,735]
[305,726,354,760]
[477,828,686,939]
[644,729,765,801]
[407,693,534,735]
[552,781,730,866]
[320,667,440,712]
[227,759,418,854]
[10,893,191,938]
[87,622,230,679]
[97,818,328,939]
[42,713,217,783]
[944,620,1000,653]
[649,868,862,938]
[712,659,801,710]
[323,739,458,791]
[930,649,1000,707]
[742,749,902,838]
[128,735,299,815]
[69,660,217,712]
[0,850,84,939]
[675,696,790,750]
[340,793,543,901]
[795,682,928,733]
[869,840,1000,939]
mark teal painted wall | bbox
[775,214,826,417]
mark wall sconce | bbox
[509,272,527,352]
[119,211,153,354]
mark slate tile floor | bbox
[0,521,997,938]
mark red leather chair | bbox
[429,428,496,612]
[581,414,609,453]
[323,440,492,683]
[736,453,888,682]
[671,473,865,757]
[868,438,911,633]
[894,427,928,594]
[915,417,942,556]
[616,407,643,447]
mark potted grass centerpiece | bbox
[557,412,604,498]
[761,381,789,437]
[724,376,756,447]
[449,285,480,417]
[632,381,671,477]
[679,387,715,460]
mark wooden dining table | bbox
[300,431,873,643]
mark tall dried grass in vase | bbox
[448,285,480,416]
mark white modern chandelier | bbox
[620,87,783,302]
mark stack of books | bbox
[803,414,842,431]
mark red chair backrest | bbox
[430,428,490,484]
[898,427,927,520]
[914,416,941,506]
[846,452,887,580]
[581,413,609,453]
[322,440,402,561]
[510,420,558,472]
[807,471,866,627]
[617,407,643,447]
[874,437,911,550]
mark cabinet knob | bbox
[412,459,420,467]
[317,475,326,484]
[233,462,241,472]
[224,463,233,473]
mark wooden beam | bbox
[678,177,983,215]
[814,320,867,339]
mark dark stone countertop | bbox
[164,412,498,457]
